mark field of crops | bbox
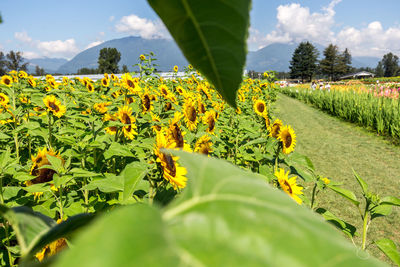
[282,83,400,140]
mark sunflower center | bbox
[257,103,265,113]
[284,133,292,148]
[283,180,293,194]
[188,106,197,122]
[122,113,131,124]
[127,80,135,88]
[49,102,60,112]
[199,144,210,155]
[4,78,11,85]
[163,154,176,177]
[172,124,184,148]
[162,89,168,96]
[200,103,206,113]
[208,117,215,132]
[143,95,151,110]
[165,102,172,111]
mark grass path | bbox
[274,94,400,262]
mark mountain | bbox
[352,56,380,68]
[57,36,188,74]
[26,57,68,74]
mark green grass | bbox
[274,94,400,263]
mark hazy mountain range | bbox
[24,36,381,74]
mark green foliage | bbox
[319,44,351,80]
[379,52,399,77]
[375,239,400,266]
[97,47,121,74]
[53,152,384,267]
[147,0,251,107]
[5,51,28,72]
[289,41,319,82]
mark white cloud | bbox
[85,40,104,49]
[115,14,169,39]
[14,31,32,43]
[109,16,115,22]
[22,51,40,59]
[36,39,79,58]
[249,0,400,57]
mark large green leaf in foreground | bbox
[54,152,385,266]
[147,0,251,107]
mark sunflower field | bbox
[1,0,400,266]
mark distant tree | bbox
[0,13,3,23]
[319,44,351,80]
[375,62,384,77]
[289,41,319,82]
[77,68,99,75]
[341,48,353,74]
[5,51,28,71]
[98,48,121,74]
[0,52,6,75]
[379,52,399,77]
[35,65,45,76]
[121,64,129,73]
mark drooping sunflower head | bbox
[183,98,198,131]
[203,110,217,134]
[1,75,13,87]
[0,93,10,107]
[43,95,66,118]
[278,125,296,154]
[29,148,62,184]
[269,119,283,138]
[254,99,267,117]
[195,135,213,155]
[275,168,303,204]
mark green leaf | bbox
[104,142,135,160]
[286,152,315,171]
[47,155,64,173]
[371,204,392,220]
[70,168,102,178]
[54,153,383,266]
[316,208,357,238]
[0,132,11,140]
[120,162,149,202]
[147,0,251,107]
[327,185,360,206]
[83,175,123,193]
[375,238,400,266]
[380,196,400,206]
[0,204,55,257]
[352,169,368,195]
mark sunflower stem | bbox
[48,113,53,149]
[361,207,370,250]
[310,183,318,210]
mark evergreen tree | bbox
[98,48,121,74]
[342,48,353,74]
[375,61,384,77]
[122,64,129,73]
[5,51,28,71]
[319,44,352,80]
[0,52,6,75]
[379,52,399,77]
[289,42,319,82]
[35,65,45,76]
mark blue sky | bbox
[1,0,400,59]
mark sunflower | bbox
[123,75,137,93]
[195,135,213,155]
[48,79,60,89]
[203,110,217,134]
[62,77,70,86]
[150,113,162,133]
[93,102,111,114]
[110,73,118,81]
[19,94,30,104]
[18,70,28,79]
[183,98,198,131]
[35,219,67,262]
[101,77,110,87]
[28,148,62,185]
[28,77,37,87]
[104,113,118,135]
[86,82,95,92]
[175,85,186,96]
[278,125,296,154]
[166,112,190,150]
[254,99,267,117]
[197,98,206,114]
[140,54,146,61]
[154,130,187,189]
[1,75,13,87]
[173,65,178,72]
[269,119,283,138]
[236,107,242,114]
[275,168,303,204]
[188,64,193,70]
[141,92,153,113]
[0,93,10,107]
[43,95,66,118]
[159,84,175,101]
[117,105,137,140]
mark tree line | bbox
[289,42,399,82]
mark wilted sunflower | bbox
[183,98,198,131]
[275,168,303,204]
[154,130,187,189]
[43,95,66,118]
[254,99,267,117]
[203,110,217,134]
[101,77,110,87]
[1,75,13,87]
[278,125,296,154]
[0,93,10,107]
[195,135,213,155]
[117,105,137,140]
[269,119,283,138]
[141,92,153,113]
